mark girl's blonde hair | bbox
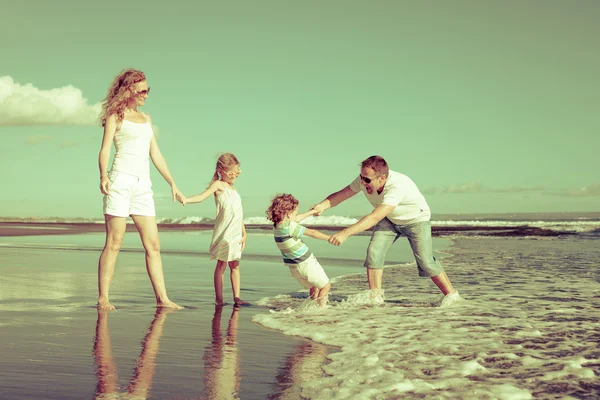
[212,153,240,182]
[98,68,146,127]
[266,194,299,226]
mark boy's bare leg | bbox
[214,261,227,306]
[97,215,126,311]
[316,282,331,307]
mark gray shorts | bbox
[364,218,444,277]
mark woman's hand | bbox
[100,176,111,195]
[171,184,185,204]
[240,234,247,251]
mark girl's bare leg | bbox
[214,261,228,305]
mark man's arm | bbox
[329,204,396,246]
[311,185,357,215]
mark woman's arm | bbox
[147,114,184,203]
[98,115,117,195]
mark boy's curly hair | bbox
[266,194,299,226]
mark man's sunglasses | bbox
[360,174,380,184]
[132,87,151,96]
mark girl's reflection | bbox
[93,308,172,399]
[202,305,241,400]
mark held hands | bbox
[329,231,349,246]
[310,203,326,216]
[100,176,111,195]
[172,185,186,205]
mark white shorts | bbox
[103,171,155,217]
[288,254,329,290]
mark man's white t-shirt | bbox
[349,170,431,225]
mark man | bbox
[311,155,460,306]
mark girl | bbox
[182,153,248,306]
[97,68,183,311]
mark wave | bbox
[2,214,600,236]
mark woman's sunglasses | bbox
[132,87,151,96]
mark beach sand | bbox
[3,224,597,399]
[0,225,426,399]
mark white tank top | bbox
[110,115,153,176]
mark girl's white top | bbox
[210,184,244,262]
[110,115,153,177]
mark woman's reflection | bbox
[93,308,172,399]
[202,305,241,400]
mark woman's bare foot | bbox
[234,297,250,306]
[157,300,183,310]
[97,297,115,311]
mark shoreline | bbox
[0,221,572,238]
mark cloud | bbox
[25,135,53,145]
[0,76,101,126]
[421,187,438,195]
[442,183,485,194]
[431,183,600,197]
[552,184,600,197]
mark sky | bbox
[1,0,599,219]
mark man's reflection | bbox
[202,305,241,400]
[93,308,172,399]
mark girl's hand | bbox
[100,176,111,195]
[240,235,247,251]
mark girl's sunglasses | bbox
[223,169,242,177]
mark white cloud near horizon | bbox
[427,183,600,197]
[0,76,101,126]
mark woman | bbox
[97,68,182,311]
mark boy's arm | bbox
[183,180,221,205]
[303,228,330,241]
[295,209,318,222]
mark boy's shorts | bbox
[288,254,329,290]
[103,170,156,217]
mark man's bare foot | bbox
[97,297,115,311]
[234,297,250,306]
[157,300,183,310]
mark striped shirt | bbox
[274,220,312,266]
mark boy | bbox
[266,194,331,307]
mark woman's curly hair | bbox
[98,68,146,127]
[266,194,299,226]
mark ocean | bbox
[0,212,599,399]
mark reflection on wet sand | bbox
[267,341,330,400]
[202,306,241,400]
[93,308,172,399]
